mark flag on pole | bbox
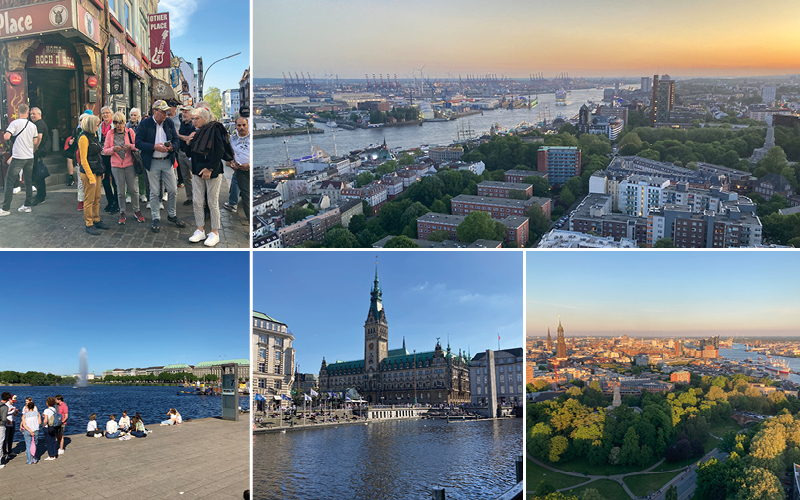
[304,394,312,401]
[310,389,319,397]
[281,394,291,401]
[329,391,335,398]
[345,394,352,401]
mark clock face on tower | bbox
[369,343,374,349]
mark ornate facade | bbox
[319,267,471,405]
[556,318,567,359]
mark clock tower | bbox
[364,263,389,382]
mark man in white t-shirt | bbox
[1,103,40,216]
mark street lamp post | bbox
[197,52,241,100]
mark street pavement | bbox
[0,166,249,248]
[0,416,249,500]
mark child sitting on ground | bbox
[119,411,131,432]
[86,413,105,437]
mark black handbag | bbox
[34,159,50,182]
[127,129,144,175]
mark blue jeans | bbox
[160,419,174,425]
[43,427,58,458]
[23,429,38,464]
[228,171,239,205]
[105,431,119,439]
[130,430,147,437]
[146,158,177,220]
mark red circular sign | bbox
[87,76,98,88]
[8,73,22,86]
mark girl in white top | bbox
[118,411,131,432]
[20,400,40,465]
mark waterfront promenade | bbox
[1,416,249,499]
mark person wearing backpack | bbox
[186,106,231,247]
[41,397,59,461]
[1,104,40,217]
[55,394,68,455]
[103,111,145,225]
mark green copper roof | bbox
[253,311,285,325]
[195,359,249,368]
[163,364,191,369]
[326,360,364,374]
[387,347,409,357]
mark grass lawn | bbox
[565,479,629,499]
[527,459,588,491]
[553,456,658,476]
[709,417,740,437]
[624,471,681,497]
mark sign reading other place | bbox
[148,12,170,69]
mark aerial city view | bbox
[251,0,800,249]
[525,252,800,500]
[0,252,250,499]
[251,252,524,499]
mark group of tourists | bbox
[85,410,153,441]
[1,392,69,466]
[1,392,186,468]
[2,100,251,247]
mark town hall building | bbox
[319,266,471,405]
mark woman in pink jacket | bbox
[103,111,145,224]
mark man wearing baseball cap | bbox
[135,100,186,232]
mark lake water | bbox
[720,344,800,384]
[253,417,522,500]
[254,88,606,167]
[0,385,249,435]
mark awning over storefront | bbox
[0,0,100,46]
[152,75,181,103]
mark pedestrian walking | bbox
[227,116,250,222]
[187,106,228,247]
[30,107,51,206]
[135,100,186,233]
[99,106,119,213]
[77,114,109,235]
[103,111,145,225]
[20,398,40,464]
[1,104,40,217]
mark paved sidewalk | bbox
[0,167,249,248]
[1,416,249,500]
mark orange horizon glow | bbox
[255,0,800,79]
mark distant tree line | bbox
[0,370,75,386]
[100,372,220,384]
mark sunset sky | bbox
[526,252,800,338]
[254,0,800,79]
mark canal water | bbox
[254,88,606,167]
[0,385,249,436]
[720,344,800,384]
[254,417,522,500]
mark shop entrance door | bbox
[27,69,78,150]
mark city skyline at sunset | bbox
[526,252,800,338]
[256,0,800,78]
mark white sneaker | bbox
[12,187,20,194]
[58,449,64,455]
[32,186,37,192]
[126,196,132,204]
[160,203,164,210]
[146,202,150,209]
[204,232,220,247]
[18,205,31,213]
[0,209,10,217]
[140,195,147,203]
[189,229,206,243]
[162,192,168,201]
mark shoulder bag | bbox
[128,129,144,175]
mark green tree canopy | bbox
[456,211,505,243]
[383,235,419,248]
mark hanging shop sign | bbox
[0,0,74,40]
[75,2,100,45]
[148,12,170,69]
[109,54,124,95]
[111,39,146,80]
[8,73,22,85]
[26,44,77,70]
